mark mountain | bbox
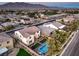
[0,2,49,10]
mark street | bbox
[61,30,79,56]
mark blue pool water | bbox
[38,43,48,55]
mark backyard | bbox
[16,48,31,56]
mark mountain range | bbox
[0,2,49,10]
[0,2,78,10]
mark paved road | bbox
[62,30,79,56]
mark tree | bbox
[46,37,61,55]
[65,20,78,32]
[4,25,15,31]
[51,30,68,44]
[61,19,65,24]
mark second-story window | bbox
[20,35,22,38]
[37,31,39,33]
[7,41,10,44]
[0,44,1,46]
[29,36,31,39]
[29,40,32,44]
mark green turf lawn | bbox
[17,48,31,56]
[34,43,40,48]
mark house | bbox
[23,26,41,39]
[0,48,8,56]
[56,15,75,23]
[38,26,55,36]
[43,21,65,29]
[0,25,4,32]
[14,26,40,46]
[1,22,15,27]
[62,15,75,23]
[38,21,65,36]
[20,18,33,25]
[0,33,14,49]
[39,13,44,18]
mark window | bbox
[7,41,10,44]
[29,40,32,44]
[20,35,21,37]
[16,33,17,35]
[0,44,1,46]
[50,32,53,35]
[29,36,31,39]
[37,31,39,33]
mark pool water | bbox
[38,43,48,55]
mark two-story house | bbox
[14,26,40,46]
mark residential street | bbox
[61,30,79,56]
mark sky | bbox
[0,2,79,8]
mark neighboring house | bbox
[57,15,75,23]
[63,15,75,23]
[14,26,40,46]
[1,22,16,27]
[38,21,65,36]
[20,15,29,19]
[39,13,44,18]
[0,33,14,49]
[43,21,65,29]
[20,18,33,25]
[0,48,8,56]
[0,25,4,32]
[38,26,55,36]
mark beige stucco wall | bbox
[0,39,14,49]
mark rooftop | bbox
[1,22,16,27]
[19,26,40,35]
[38,26,55,36]
[44,21,64,28]
[0,48,8,55]
[0,33,13,43]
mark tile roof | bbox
[18,26,40,38]
[19,26,40,35]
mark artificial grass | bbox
[17,48,31,56]
[31,43,40,49]
[34,43,40,48]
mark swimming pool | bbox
[38,43,48,55]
